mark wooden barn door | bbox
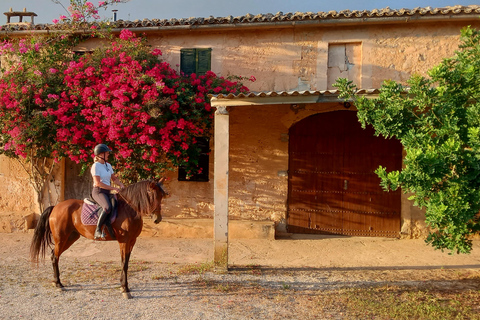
[287,110,402,237]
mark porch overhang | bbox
[210,89,380,107]
[209,89,381,269]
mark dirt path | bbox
[4,231,479,268]
[1,232,479,319]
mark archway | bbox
[287,110,402,237]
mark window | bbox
[327,43,361,90]
[73,50,93,61]
[180,48,212,76]
[178,137,210,182]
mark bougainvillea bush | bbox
[0,29,250,183]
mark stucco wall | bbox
[145,20,479,92]
[0,155,63,232]
[0,156,38,232]
[146,19,479,237]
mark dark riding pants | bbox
[91,187,112,214]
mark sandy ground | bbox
[1,232,480,319]
[2,231,480,269]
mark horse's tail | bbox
[30,206,54,264]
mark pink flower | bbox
[52,19,59,24]
[33,70,42,76]
[177,118,186,129]
[119,29,135,40]
[49,68,58,74]
[151,48,162,56]
[8,126,21,138]
[120,149,133,158]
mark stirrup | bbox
[94,229,106,240]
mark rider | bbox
[91,144,125,240]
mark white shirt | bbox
[91,162,114,187]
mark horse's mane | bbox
[118,180,164,216]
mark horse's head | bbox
[148,178,168,224]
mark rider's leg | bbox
[92,187,112,240]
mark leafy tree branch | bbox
[334,26,480,254]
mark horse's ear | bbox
[148,181,157,190]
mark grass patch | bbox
[281,282,291,290]
[339,285,480,320]
[177,261,214,275]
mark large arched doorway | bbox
[287,110,402,237]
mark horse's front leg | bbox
[119,242,135,299]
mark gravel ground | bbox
[2,258,480,320]
[1,232,480,319]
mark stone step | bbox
[141,218,275,240]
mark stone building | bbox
[1,6,480,250]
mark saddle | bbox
[81,195,118,239]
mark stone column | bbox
[214,106,229,270]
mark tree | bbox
[0,33,85,211]
[334,26,480,254]
[47,29,250,181]
[0,1,252,211]
[51,0,130,24]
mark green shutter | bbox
[196,48,212,76]
[180,49,196,75]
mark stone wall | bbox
[0,156,63,233]
[146,19,478,92]
[1,17,479,237]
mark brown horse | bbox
[30,179,167,299]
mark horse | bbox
[30,179,167,299]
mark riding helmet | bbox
[94,144,112,156]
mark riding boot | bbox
[94,208,109,240]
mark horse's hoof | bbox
[122,292,132,299]
[52,282,65,291]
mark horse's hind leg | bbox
[51,232,80,290]
[51,250,64,289]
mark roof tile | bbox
[2,5,479,31]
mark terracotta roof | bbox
[2,5,479,32]
[211,89,379,100]
[209,89,382,106]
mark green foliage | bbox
[334,26,480,253]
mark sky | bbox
[1,0,480,25]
